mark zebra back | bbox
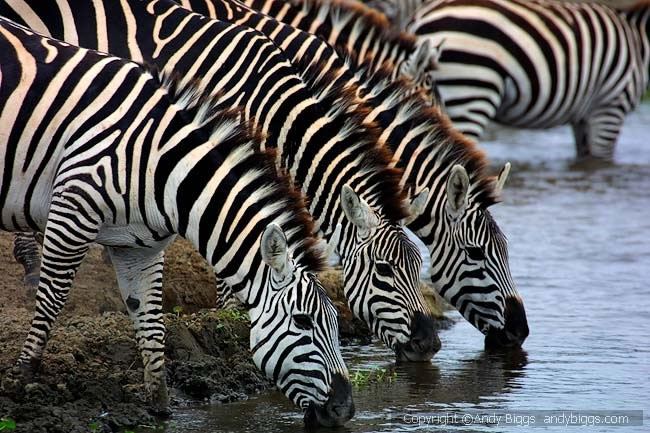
[236,0,439,100]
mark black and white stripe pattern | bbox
[179,0,527,348]
[1,0,439,360]
[407,0,650,160]
[0,17,353,424]
[343,62,530,348]
[235,0,440,103]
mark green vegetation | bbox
[172,305,184,317]
[350,367,397,388]
[643,89,650,102]
[0,418,16,431]
[215,308,249,322]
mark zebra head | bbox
[400,38,444,106]
[249,224,354,427]
[338,185,440,361]
[426,163,529,349]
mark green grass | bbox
[215,308,249,322]
[0,418,16,431]
[350,367,397,388]
[643,89,650,102]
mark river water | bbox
[149,104,650,432]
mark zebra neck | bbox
[240,0,414,72]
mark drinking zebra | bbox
[180,0,528,348]
[0,17,353,425]
[1,0,440,361]
[407,0,650,160]
[354,65,529,347]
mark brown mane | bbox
[295,55,410,223]
[359,60,500,209]
[147,63,326,272]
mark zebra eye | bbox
[424,75,433,88]
[466,247,485,261]
[375,261,393,276]
[293,314,314,331]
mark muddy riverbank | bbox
[0,233,446,432]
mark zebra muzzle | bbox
[303,373,355,427]
[396,311,441,362]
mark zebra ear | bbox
[495,162,511,195]
[340,185,379,234]
[403,187,430,225]
[261,223,292,278]
[405,39,434,78]
[446,165,470,216]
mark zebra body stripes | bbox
[181,0,528,347]
[0,16,353,424]
[236,0,441,103]
[407,0,650,160]
[1,0,440,360]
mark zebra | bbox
[406,0,650,160]
[235,0,442,103]
[1,0,440,361]
[364,65,529,347]
[177,0,528,347]
[0,17,354,425]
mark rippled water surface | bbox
[151,105,650,432]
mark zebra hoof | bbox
[148,384,171,418]
[23,272,40,291]
[14,358,41,384]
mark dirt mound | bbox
[0,308,269,433]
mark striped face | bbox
[427,165,529,348]
[249,225,353,426]
[339,186,439,361]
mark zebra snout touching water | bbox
[337,188,440,361]
[0,19,353,425]
[353,67,529,349]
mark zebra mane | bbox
[143,63,326,272]
[293,55,410,223]
[362,62,500,209]
[291,0,418,48]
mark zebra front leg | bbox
[17,199,98,379]
[107,246,170,415]
[13,232,42,290]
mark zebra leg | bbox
[12,232,42,290]
[16,197,99,379]
[215,276,243,309]
[572,106,625,161]
[107,246,170,414]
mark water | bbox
[150,105,650,432]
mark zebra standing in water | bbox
[1,0,440,361]
[180,0,528,347]
[0,17,354,425]
[236,0,442,103]
[407,0,650,160]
